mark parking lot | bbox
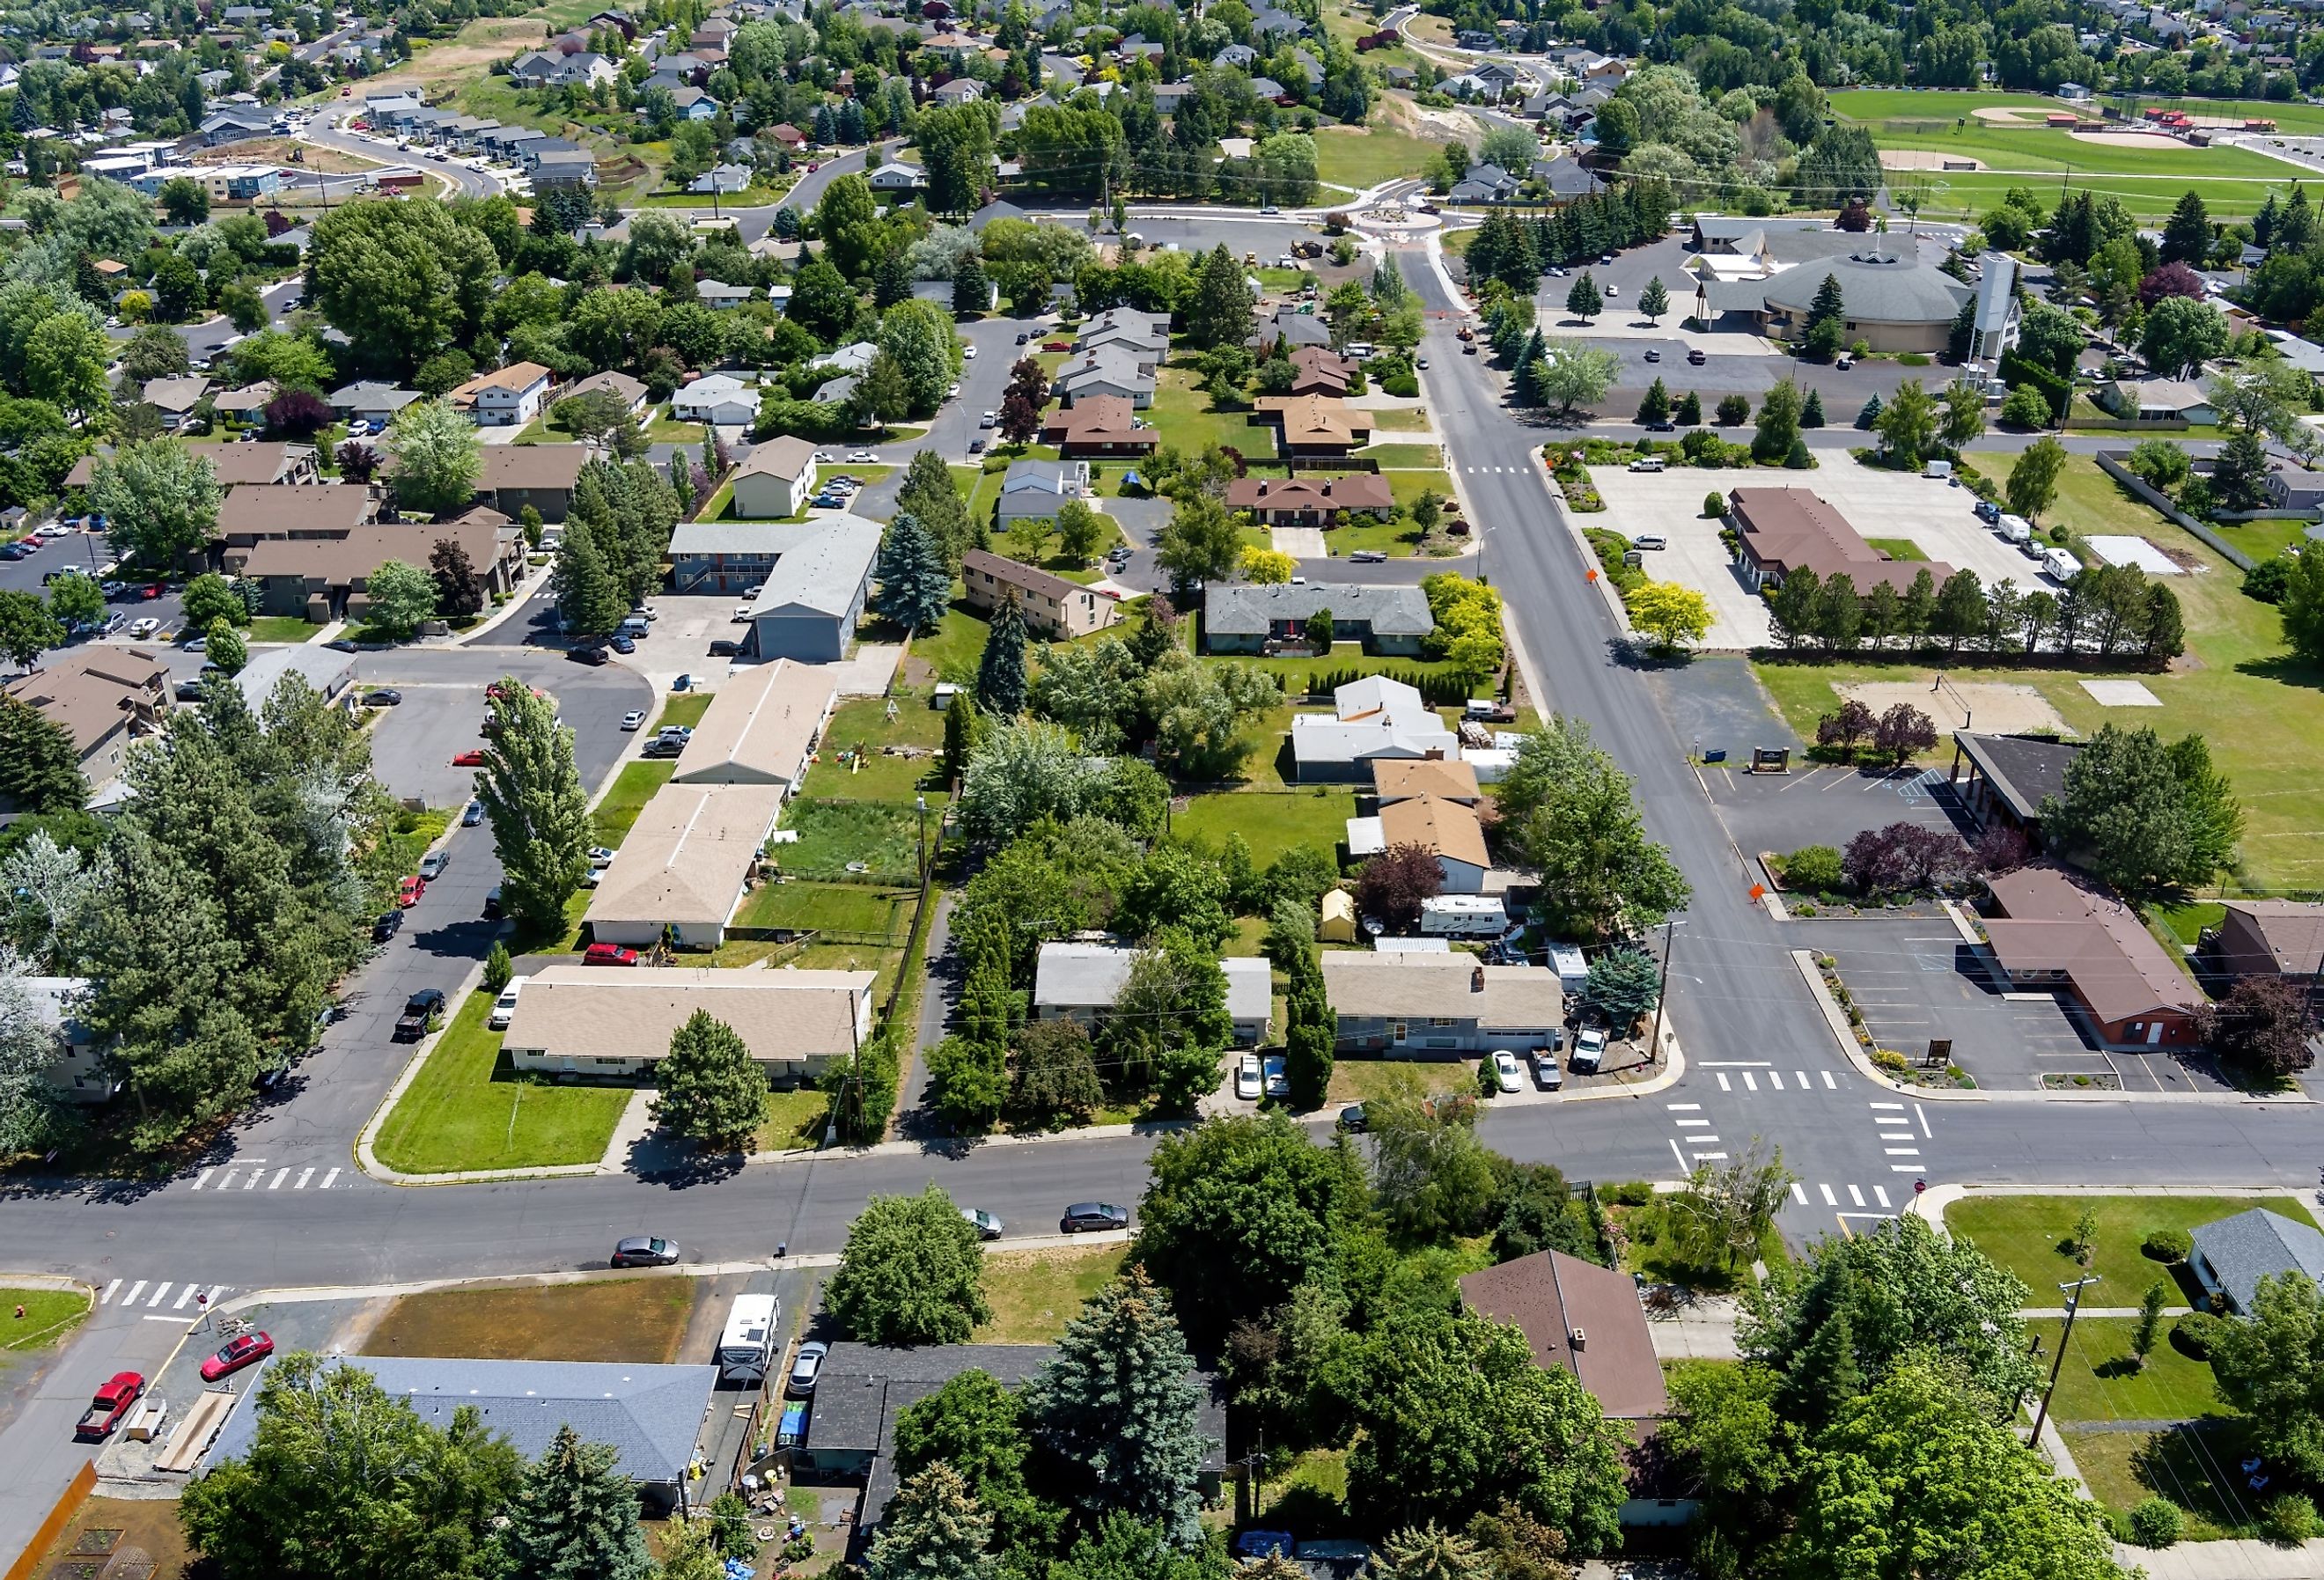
[1703,760,1967,865]
[1585,462,2063,650]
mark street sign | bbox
[1914,1179,1927,1195]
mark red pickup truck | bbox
[76,1372,143,1440]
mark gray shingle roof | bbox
[2191,1208,2324,1315]
[1759,254,1973,326]
[1207,582,1432,638]
[205,1356,717,1486]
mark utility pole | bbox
[2031,1274,2101,1445]
[1645,917,1685,1067]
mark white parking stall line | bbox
[1674,1118,1712,1128]
[1869,1100,1905,1110]
[143,1314,194,1323]
[99,1279,121,1306]
[1716,1072,1732,1091]
[1848,1184,1866,1207]
[146,1282,172,1309]
[1891,1164,1925,1172]
[1667,1102,1701,1111]
[1874,1186,1893,1208]
[320,1168,340,1189]
[192,1167,215,1190]
[1791,1183,1809,1204]
[296,1167,313,1189]
[121,1281,147,1307]
[1819,1183,1838,1206]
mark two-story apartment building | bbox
[960,550,1122,639]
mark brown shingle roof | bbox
[1372,759,1482,803]
[1040,394,1153,448]
[2218,900,2324,977]
[1320,952,1566,1023]
[1224,474,1394,513]
[181,442,313,487]
[1253,394,1372,448]
[960,547,1085,606]
[217,482,376,540]
[478,444,590,493]
[2,649,167,756]
[1983,864,2204,1024]
[1731,487,1955,596]
[236,518,500,584]
[1460,1251,1669,1421]
[1378,794,1489,870]
[503,964,872,1066]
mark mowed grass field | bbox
[1832,88,2297,217]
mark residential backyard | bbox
[1170,787,1356,864]
[371,988,633,1175]
[1150,364,1275,458]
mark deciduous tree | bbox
[828,1183,993,1345]
[363,559,438,638]
[1496,717,1690,941]
[386,399,483,518]
[89,440,220,568]
[2196,975,2313,1079]
[2041,723,2242,898]
[1623,581,1711,651]
[474,679,591,937]
[2007,436,2067,523]
[0,589,63,669]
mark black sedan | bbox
[1060,1202,1129,1234]
[611,1236,680,1268]
[363,689,402,706]
[566,644,611,666]
[371,910,405,943]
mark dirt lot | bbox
[1839,679,2070,737]
[1585,463,2063,650]
[361,1276,701,1363]
[26,1496,195,1580]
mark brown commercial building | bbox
[1728,487,1954,596]
[1039,395,1157,458]
[1224,473,1394,526]
[2206,900,2324,1017]
[1982,865,2205,1047]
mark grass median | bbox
[371,988,633,1175]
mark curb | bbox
[1533,451,1636,635]
[1914,1180,2324,1230]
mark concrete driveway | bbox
[1585,462,2063,649]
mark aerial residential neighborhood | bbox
[11,0,2324,1571]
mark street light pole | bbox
[2031,1275,2101,1444]
[915,793,928,886]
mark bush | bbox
[1382,372,1419,398]
[2171,1311,2225,1359]
[2246,556,2292,605]
[1703,490,1725,518]
[2265,1493,2318,1547]
[2142,1227,2192,1263]
[1715,393,1750,425]
[1602,1180,1653,1206]
[1781,844,1844,894]
[2127,1497,2183,1549]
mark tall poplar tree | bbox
[474,679,592,937]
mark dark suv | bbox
[1060,1202,1129,1234]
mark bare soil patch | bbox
[1840,678,2070,736]
[2067,129,2188,151]
[1879,148,1988,171]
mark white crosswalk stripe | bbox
[96,1278,231,1307]
[191,1160,344,1191]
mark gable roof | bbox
[735,435,818,482]
[1223,474,1394,516]
[217,481,376,540]
[672,658,835,788]
[1983,864,2205,1025]
[960,547,1089,606]
[1460,1251,1669,1421]
[2217,900,2324,976]
[1372,758,1482,803]
[1204,580,1429,636]
[1320,952,1566,1024]
[180,441,313,487]
[1731,487,1956,597]
[746,512,884,619]
[504,963,872,1064]
[583,782,783,929]
[478,444,590,493]
[1,648,167,754]
[1952,731,2082,823]
[1379,794,1489,870]
[1253,394,1371,447]
[2190,1207,2324,1314]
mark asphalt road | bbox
[302,107,502,198]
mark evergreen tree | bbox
[2160,189,2211,266]
[899,448,975,566]
[0,696,87,813]
[492,1423,655,1580]
[976,591,1028,717]
[1281,939,1334,1109]
[943,688,981,786]
[873,511,953,633]
[1563,271,1600,321]
[1674,390,1703,425]
[1856,392,1883,430]
[652,1010,767,1149]
[1803,271,1848,360]
[1636,378,1672,424]
[867,1463,999,1580]
[474,679,592,937]
[1637,275,1670,323]
[952,257,991,316]
[1188,245,1255,351]
[430,537,485,618]
[1028,1267,1210,1548]
[875,250,915,310]
[1801,387,1826,429]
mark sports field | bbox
[1832,88,2299,219]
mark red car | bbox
[397,875,426,908]
[584,943,639,966]
[199,1331,274,1382]
[452,749,487,767]
[141,583,165,599]
[75,1372,143,1439]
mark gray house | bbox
[1204,583,1432,656]
[1320,952,1567,1055]
[2189,1208,2324,1315]
[1033,941,1272,1046]
[698,513,882,660]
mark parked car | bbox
[642,737,685,759]
[463,798,485,827]
[968,438,987,453]
[76,1373,144,1440]
[129,617,159,638]
[1975,498,2003,524]
[1262,1055,1290,1099]
[418,850,449,881]
[1415,356,1430,370]
[1350,548,1386,563]
[708,638,743,657]
[371,909,404,943]
[621,710,647,731]
[1628,457,1666,473]
[363,689,402,706]
[1644,348,1661,362]
[393,988,444,1041]
[452,749,487,767]
[1337,1104,1366,1133]
[1570,1027,1608,1074]
[1233,1053,1261,1100]
[960,1208,1004,1240]
[482,885,503,919]
[1533,1049,1563,1088]
[200,1331,275,1382]
[1688,348,1707,365]
[567,643,611,665]
[1060,1202,1129,1233]
[1644,420,1677,433]
[174,679,207,702]
[848,449,878,463]
[1835,355,1854,371]
[181,635,206,653]
[396,875,426,907]
[732,606,754,623]
[609,634,636,654]
[585,942,640,966]
[586,846,615,867]
[609,1236,679,1268]
[1490,1049,1523,1093]
[788,1339,829,1395]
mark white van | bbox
[619,614,650,637]
[1629,533,1667,551]
[717,1293,781,1382]
[488,978,523,1030]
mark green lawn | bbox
[1,1288,92,1352]
[1170,787,1356,864]
[248,616,317,643]
[1372,407,1435,432]
[654,693,711,732]
[1945,1193,2313,1303]
[2021,1315,2223,1424]
[1864,536,1927,562]
[1151,364,1276,458]
[754,1087,828,1152]
[2154,900,2226,948]
[1312,121,1459,189]
[773,798,922,883]
[904,603,992,684]
[807,694,949,803]
[1324,1056,1475,1106]
[1754,453,2324,888]
[731,878,914,939]
[2067,1422,2268,1541]
[974,1245,1128,1342]
[372,989,633,1175]
[991,518,1127,581]
[592,761,677,849]
[1364,443,1443,467]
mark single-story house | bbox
[960,548,1121,639]
[475,444,590,523]
[2263,467,2324,516]
[1205,583,1432,657]
[1051,348,1154,408]
[449,362,555,427]
[583,781,786,949]
[671,373,758,425]
[1729,487,1957,597]
[1982,864,2206,1047]
[329,381,423,426]
[1321,952,1567,1054]
[23,977,114,1104]
[670,658,836,794]
[1033,941,1272,1047]
[795,1341,1227,1557]
[503,963,872,1084]
[1283,344,1357,397]
[2188,1208,2324,1316]
[730,435,820,518]
[1,648,171,794]
[696,276,754,306]
[139,375,211,430]
[202,1356,718,1513]
[1040,395,1155,457]
[1946,731,2083,849]
[1251,395,1374,458]
[231,645,355,712]
[2100,377,2216,424]
[560,369,649,417]
[1250,308,1331,352]
[867,160,926,192]
[1372,758,1482,806]
[1224,473,1394,527]
[994,459,1090,526]
[205,382,276,429]
[1289,674,1460,783]
[1459,1250,1669,1427]
[1344,795,1488,893]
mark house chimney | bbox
[1569,1326,1586,1351]
[1471,965,1485,993]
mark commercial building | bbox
[1946,731,2083,849]
[960,549,1122,639]
[670,659,836,793]
[2204,900,2324,1015]
[1748,252,1977,355]
[1223,474,1394,528]
[1203,582,1430,656]
[1981,865,2205,1047]
[582,782,785,948]
[501,964,873,1084]
[1727,488,1956,597]
[1320,952,1568,1054]
[1032,941,1271,1047]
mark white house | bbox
[672,373,758,425]
[867,160,927,193]
[730,435,819,518]
[696,277,754,308]
[451,361,554,427]
[995,459,1090,526]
